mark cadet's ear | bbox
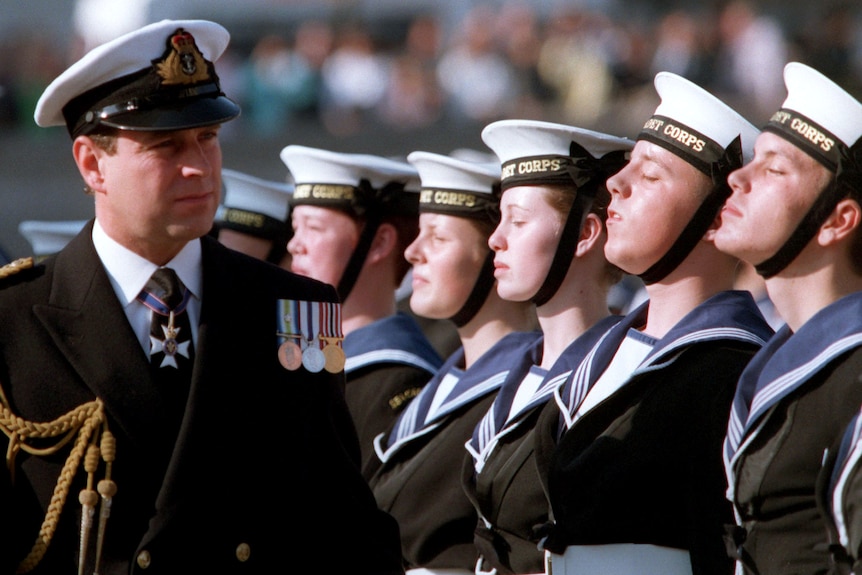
[73,136,107,194]
[819,197,862,247]
[575,213,604,257]
[367,222,398,264]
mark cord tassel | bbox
[93,430,117,575]
[77,443,100,575]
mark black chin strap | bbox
[755,139,862,278]
[337,180,406,302]
[448,251,496,327]
[531,142,630,306]
[638,136,743,285]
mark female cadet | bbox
[368,151,538,574]
[533,72,774,575]
[281,146,443,472]
[462,120,633,575]
[715,63,862,575]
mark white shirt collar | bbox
[92,219,203,306]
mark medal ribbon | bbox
[301,300,321,350]
[319,301,344,343]
[277,299,302,343]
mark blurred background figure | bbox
[436,4,515,123]
[320,21,389,136]
[649,10,712,84]
[494,0,555,120]
[714,0,788,119]
[213,168,293,269]
[537,7,616,127]
[241,34,318,138]
[71,0,151,56]
[377,13,444,130]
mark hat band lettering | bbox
[292,184,356,209]
[419,187,499,222]
[500,155,576,190]
[218,208,286,239]
[763,108,842,171]
[637,115,724,176]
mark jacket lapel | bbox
[32,221,163,453]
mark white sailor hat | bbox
[638,72,759,174]
[18,219,88,260]
[280,145,420,217]
[35,19,240,137]
[216,168,293,239]
[763,62,862,172]
[407,151,501,223]
[449,148,500,164]
[481,119,634,191]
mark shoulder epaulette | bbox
[0,257,34,280]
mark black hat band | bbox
[292,181,417,218]
[637,115,725,176]
[763,108,843,172]
[500,155,577,190]
[217,208,288,240]
[419,187,500,223]
[293,183,357,206]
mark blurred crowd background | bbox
[1,0,861,259]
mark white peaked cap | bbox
[220,168,292,221]
[449,148,500,164]
[35,19,237,134]
[18,219,88,257]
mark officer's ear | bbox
[73,136,107,194]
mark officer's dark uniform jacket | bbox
[0,220,404,575]
[344,312,443,479]
[462,315,621,575]
[536,291,773,575]
[369,330,540,572]
[725,291,862,575]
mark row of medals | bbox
[278,333,345,373]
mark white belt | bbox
[406,568,473,575]
[544,544,692,575]
[474,555,543,575]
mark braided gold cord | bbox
[0,258,34,279]
[0,390,106,574]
